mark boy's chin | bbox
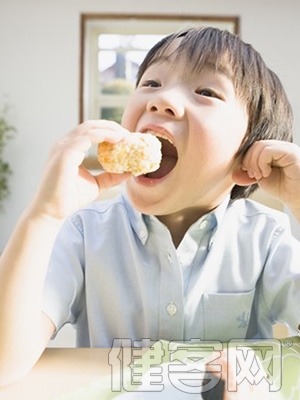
[125,184,163,215]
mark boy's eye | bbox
[196,88,215,97]
[141,80,160,88]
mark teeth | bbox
[146,131,174,145]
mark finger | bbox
[242,140,287,180]
[76,120,130,144]
[254,141,300,181]
[243,140,300,173]
[52,124,130,168]
[256,145,278,178]
[77,119,128,132]
[64,129,128,151]
[95,171,132,192]
[242,142,267,180]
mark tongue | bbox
[145,156,177,179]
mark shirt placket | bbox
[146,217,185,342]
[158,244,184,341]
[177,216,216,340]
[177,217,214,295]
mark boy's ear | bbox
[232,166,257,187]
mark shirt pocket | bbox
[202,290,255,342]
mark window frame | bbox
[79,13,240,123]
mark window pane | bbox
[98,34,123,49]
[96,33,166,122]
[98,34,165,85]
[127,50,148,69]
[132,34,165,49]
[100,106,124,124]
[98,50,116,73]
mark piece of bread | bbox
[97,132,162,176]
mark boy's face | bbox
[121,45,248,216]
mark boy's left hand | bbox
[238,140,300,219]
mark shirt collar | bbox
[212,195,231,228]
[122,193,149,244]
[122,192,231,246]
[205,195,231,250]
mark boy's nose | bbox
[146,92,185,118]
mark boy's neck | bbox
[157,206,215,248]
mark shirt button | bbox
[166,301,177,317]
[178,255,189,265]
[199,220,208,230]
[139,230,147,239]
[167,252,172,262]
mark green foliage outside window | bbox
[101,78,134,124]
[0,105,15,209]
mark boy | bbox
[0,26,300,395]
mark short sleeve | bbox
[259,225,300,335]
[42,215,85,336]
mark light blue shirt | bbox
[42,193,300,347]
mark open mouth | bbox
[144,137,178,179]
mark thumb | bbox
[232,166,257,187]
[95,172,131,193]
